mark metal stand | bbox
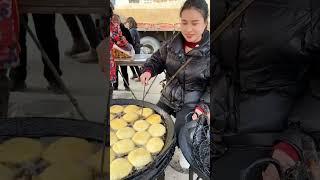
[189,169,194,180]
[158,172,165,180]
[22,18,88,121]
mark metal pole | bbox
[22,18,88,121]
[100,3,111,175]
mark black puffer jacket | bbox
[214,0,320,92]
[213,0,320,131]
[143,31,210,111]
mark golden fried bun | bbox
[110,158,132,180]
[146,137,164,154]
[0,138,43,164]
[146,114,162,124]
[116,127,136,139]
[110,105,124,114]
[42,137,94,164]
[148,124,166,137]
[123,105,140,114]
[133,120,150,132]
[128,148,152,168]
[122,112,139,123]
[0,164,14,180]
[112,139,135,155]
[137,108,154,118]
[110,119,128,130]
[110,131,118,146]
[38,162,92,180]
[132,131,151,146]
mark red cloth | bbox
[184,40,200,49]
[0,0,20,69]
[144,68,152,75]
[273,142,300,162]
[195,105,206,114]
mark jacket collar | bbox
[168,30,210,56]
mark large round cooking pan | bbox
[111,99,176,180]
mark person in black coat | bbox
[10,14,63,94]
[126,17,142,80]
[140,0,210,140]
[213,0,320,178]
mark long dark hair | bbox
[126,17,137,29]
[180,0,209,21]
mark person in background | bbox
[112,14,133,91]
[62,14,100,63]
[10,14,63,94]
[0,0,19,118]
[126,16,142,81]
[108,13,133,89]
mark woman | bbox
[0,0,19,118]
[126,17,142,81]
[112,14,131,91]
[126,17,141,54]
[213,0,320,179]
[97,3,131,86]
[140,0,210,141]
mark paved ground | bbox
[6,14,201,180]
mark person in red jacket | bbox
[0,0,19,118]
[97,3,132,87]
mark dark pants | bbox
[0,69,9,118]
[157,100,194,142]
[115,66,129,89]
[10,14,61,84]
[62,14,99,49]
[130,66,141,77]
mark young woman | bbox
[140,0,210,140]
[126,16,141,80]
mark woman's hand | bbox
[192,108,203,120]
[262,163,281,180]
[192,106,210,123]
[140,72,151,86]
[262,149,296,180]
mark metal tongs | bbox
[140,75,158,118]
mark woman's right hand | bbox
[140,72,151,86]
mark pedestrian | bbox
[0,0,20,117]
[10,14,63,93]
[62,14,100,63]
[126,16,142,81]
